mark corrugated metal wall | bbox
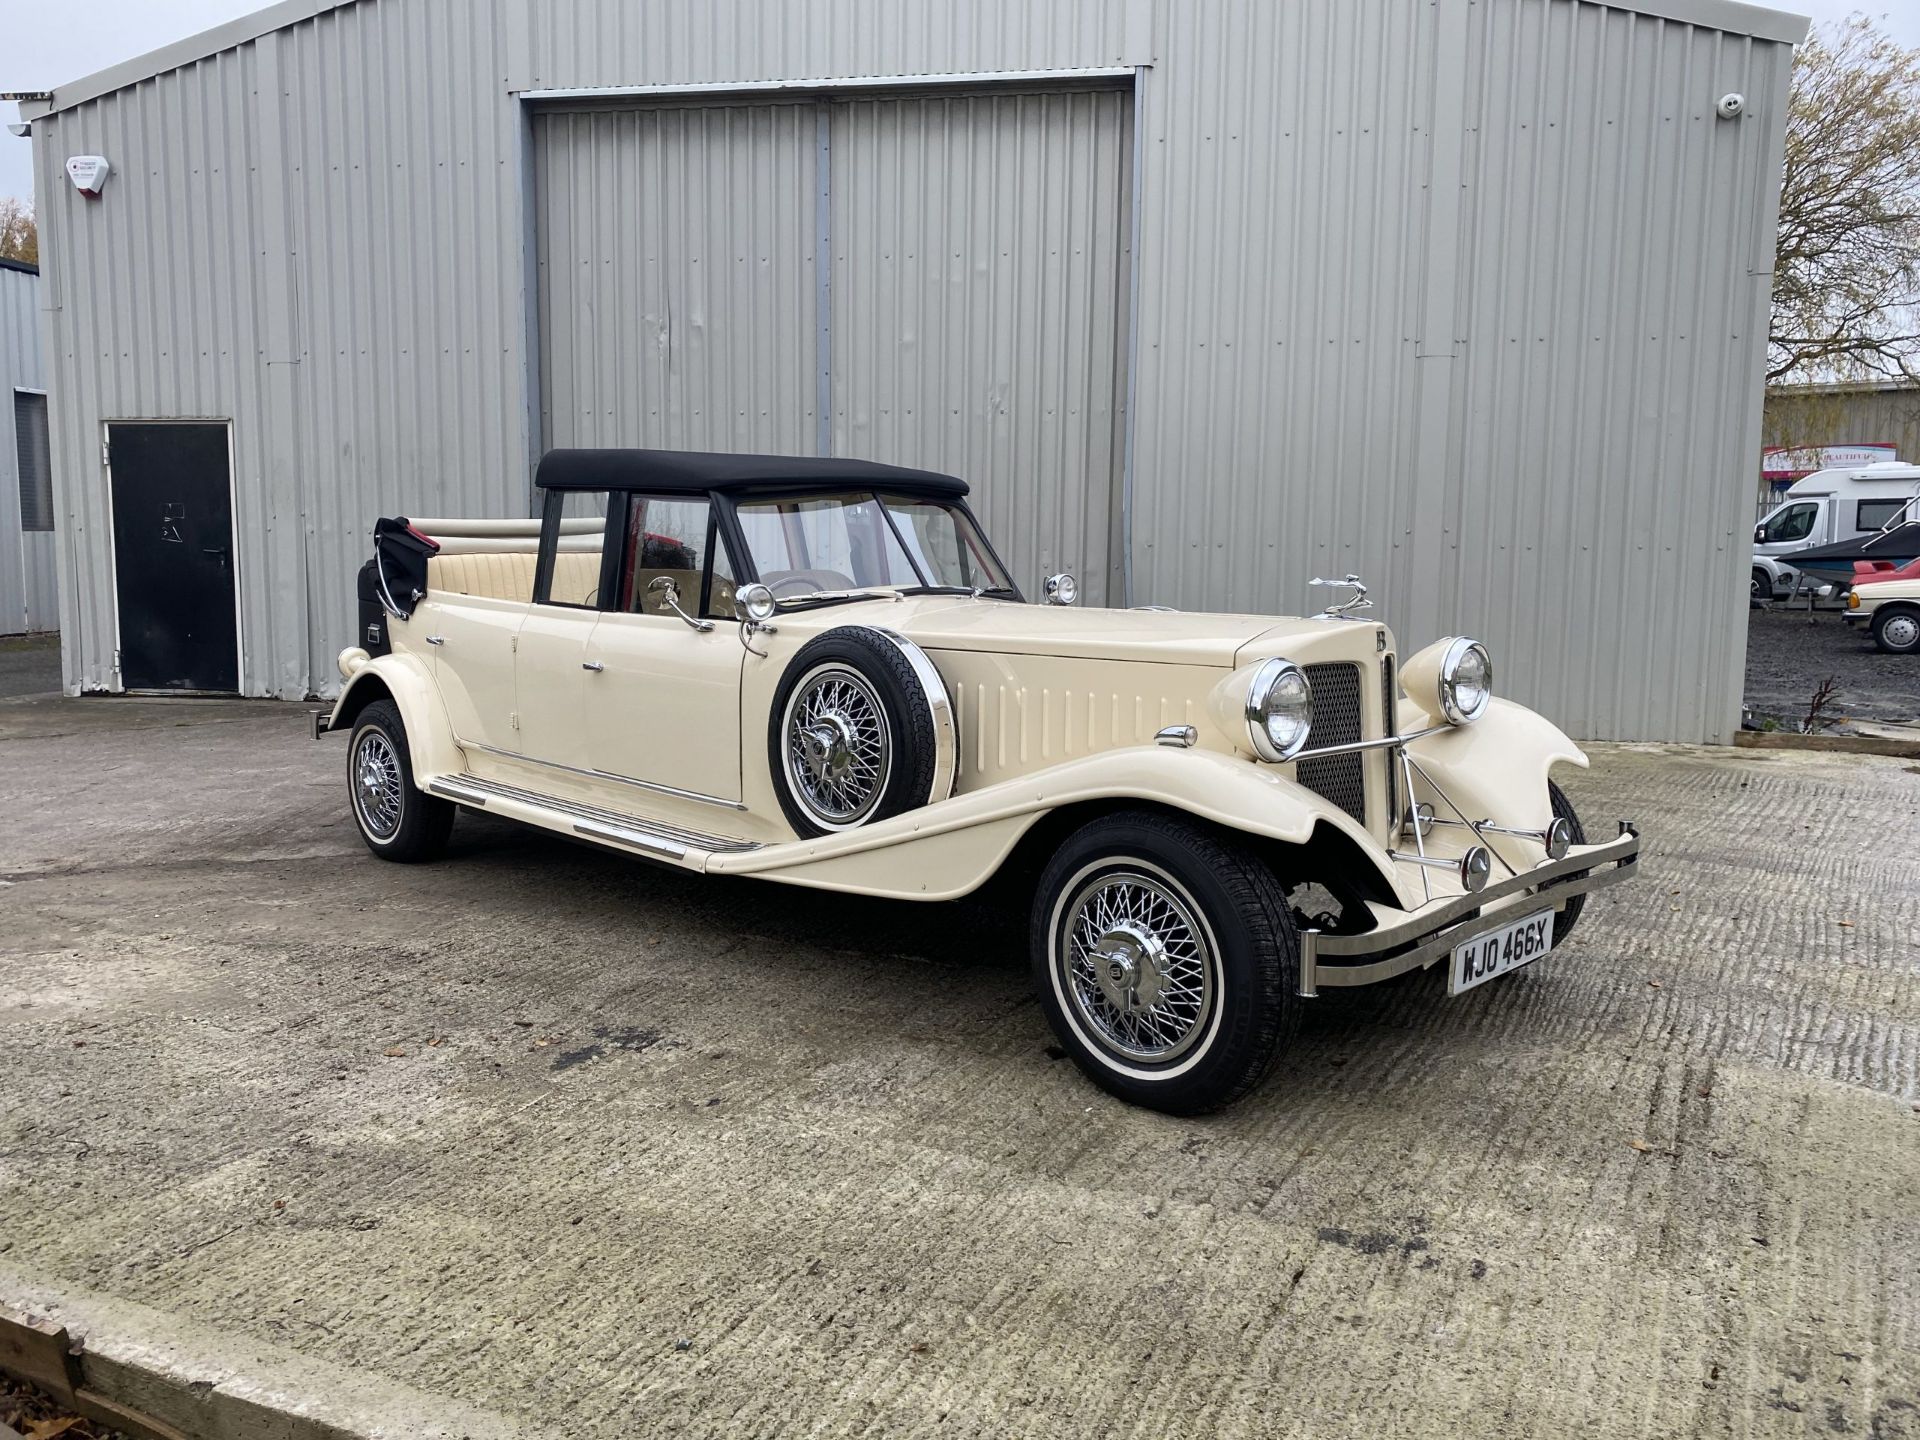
[29,0,1795,740]
[828,88,1130,602]
[535,103,821,456]
[0,264,58,635]
[536,87,1130,602]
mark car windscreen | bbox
[732,491,1013,600]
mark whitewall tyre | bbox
[767,627,954,839]
[1032,810,1299,1115]
[348,699,454,863]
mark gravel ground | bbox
[2,695,1917,1438]
[1744,604,1920,728]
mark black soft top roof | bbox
[535,448,968,499]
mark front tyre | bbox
[348,699,454,863]
[1032,810,1299,1115]
[1871,605,1920,655]
[1548,780,1586,946]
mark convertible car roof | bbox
[535,448,969,499]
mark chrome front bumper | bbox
[1298,822,1641,996]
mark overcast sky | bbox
[4,0,1919,207]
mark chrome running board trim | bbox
[574,818,686,859]
[442,772,760,854]
[429,780,491,806]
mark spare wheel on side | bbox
[768,626,957,837]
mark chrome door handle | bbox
[425,635,444,646]
[582,661,605,672]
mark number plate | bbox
[1449,909,1553,996]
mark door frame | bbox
[102,418,244,695]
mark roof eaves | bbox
[18,0,363,120]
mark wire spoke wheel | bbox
[781,663,893,829]
[1058,866,1218,1065]
[351,727,406,841]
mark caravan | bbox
[1752,461,1920,601]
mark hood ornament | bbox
[1309,573,1373,621]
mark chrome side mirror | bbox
[1043,573,1078,606]
[647,575,714,632]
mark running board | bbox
[430,773,760,859]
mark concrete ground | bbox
[1,695,1916,1438]
[0,634,60,700]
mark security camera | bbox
[1715,93,1746,120]
[4,122,29,139]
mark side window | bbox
[1859,499,1907,532]
[536,489,611,607]
[619,495,735,619]
[1760,502,1817,544]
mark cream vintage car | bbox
[1844,575,1920,653]
[319,449,1640,1113]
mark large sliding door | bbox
[535,84,1131,602]
[535,103,820,455]
[828,89,1130,603]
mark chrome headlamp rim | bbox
[1245,657,1315,763]
[1438,637,1493,726]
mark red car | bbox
[1848,555,1920,591]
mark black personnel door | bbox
[107,423,239,693]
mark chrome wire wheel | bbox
[351,727,405,842]
[780,663,893,829]
[1056,864,1219,1065]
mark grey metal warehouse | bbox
[18,0,1805,740]
[1,258,57,636]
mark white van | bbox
[1752,461,1920,600]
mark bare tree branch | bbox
[1769,16,1920,385]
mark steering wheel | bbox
[765,569,857,597]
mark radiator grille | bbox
[1297,662,1366,823]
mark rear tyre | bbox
[1032,810,1299,1115]
[1871,605,1920,655]
[1548,780,1586,946]
[348,699,454,863]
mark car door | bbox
[514,488,616,772]
[582,494,746,807]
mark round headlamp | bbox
[1437,638,1493,725]
[1245,658,1315,762]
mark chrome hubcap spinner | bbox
[1060,868,1217,1064]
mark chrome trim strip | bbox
[1296,825,1640,996]
[860,626,958,806]
[446,772,760,853]
[463,740,748,811]
[1291,723,1449,763]
[574,818,687,860]
[429,780,490,806]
